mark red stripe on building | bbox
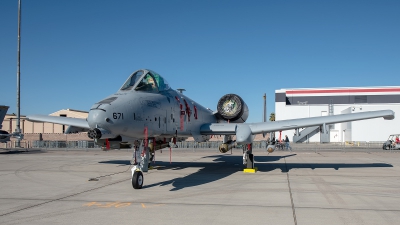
[287,88,400,95]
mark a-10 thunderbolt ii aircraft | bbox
[26,69,395,189]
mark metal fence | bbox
[1,140,395,152]
[31,140,100,149]
[0,140,100,149]
[290,141,384,150]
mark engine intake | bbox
[217,94,249,123]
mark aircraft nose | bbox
[87,108,108,129]
[87,105,117,140]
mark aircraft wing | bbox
[0,105,9,128]
[200,110,395,143]
[26,115,90,130]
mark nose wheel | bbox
[132,170,144,189]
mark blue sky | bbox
[1,0,399,123]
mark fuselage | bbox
[87,69,216,141]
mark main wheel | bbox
[132,171,144,189]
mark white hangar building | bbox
[275,86,400,142]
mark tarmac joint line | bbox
[284,158,297,225]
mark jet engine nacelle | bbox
[216,94,249,123]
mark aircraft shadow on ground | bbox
[98,159,131,165]
[99,154,392,191]
[0,149,44,155]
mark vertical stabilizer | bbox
[0,105,9,130]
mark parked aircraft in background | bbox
[0,106,11,143]
[26,69,395,189]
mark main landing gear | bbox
[243,144,256,173]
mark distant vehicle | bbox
[382,134,400,150]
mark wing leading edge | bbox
[26,115,90,131]
[200,110,394,143]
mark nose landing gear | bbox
[130,139,151,189]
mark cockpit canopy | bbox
[120,69,171,92]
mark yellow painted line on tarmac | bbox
[141,203,165,209]
[83,201,131,208]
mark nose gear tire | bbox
[132,171,144,189]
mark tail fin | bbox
[0,105,9,130]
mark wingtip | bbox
[383,110,395,120]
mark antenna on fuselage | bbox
[177,89,186,93]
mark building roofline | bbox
[276,86,400,93]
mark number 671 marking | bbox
[113,113,124,119]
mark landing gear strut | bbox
[131,139,151,189]
[243,144,255,172]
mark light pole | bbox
[15,0,22,147]
[263,93,266,122]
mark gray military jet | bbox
[26,69,395,189]
[0,106,11,143]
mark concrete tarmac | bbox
[0,148,399,225]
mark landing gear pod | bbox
[217,94,249,123]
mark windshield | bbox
[120,69,171,92]
[120,70,144,90]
